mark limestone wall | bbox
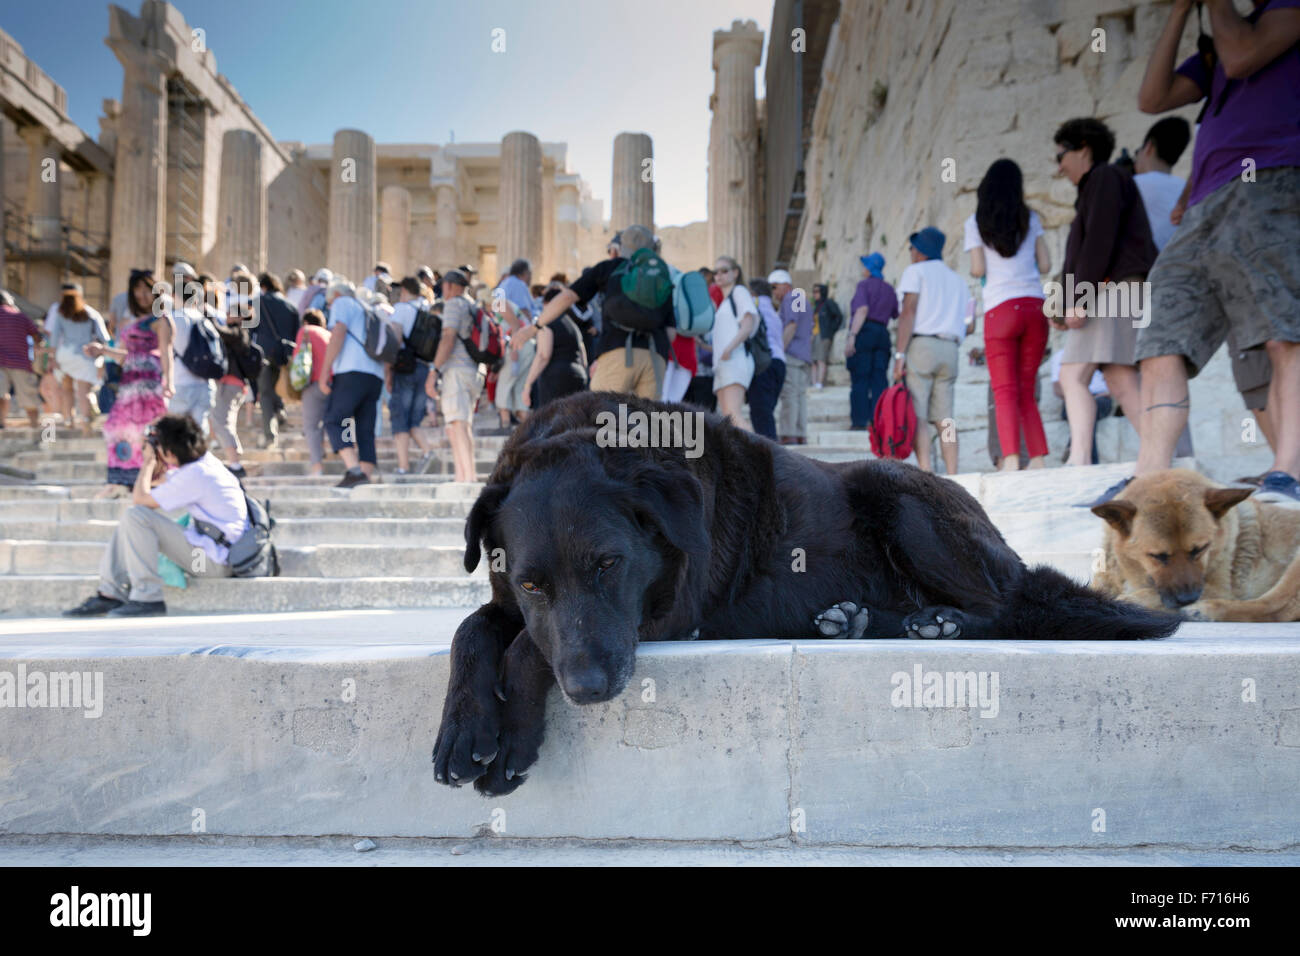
[267,148,328,279]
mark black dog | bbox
[432,392,1177,795]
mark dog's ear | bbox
[1091,499,1137,537]
[625,463,709,559]
[464,483,510,573]
[1204,485,1253,520]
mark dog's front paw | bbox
[432,693,501,789]
[474,720,544,797]
[814,601,871,639]
[904,606,965,639]
[1179,602,1213,622]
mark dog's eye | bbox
[1148,552,1171,565]
[597,556,620,572]
[519,581,542,594]
[1189,544,1208,559]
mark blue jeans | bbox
[846,322,890,428]
[388,361,430,435]
[169,380,216,435]
[747,358,786,439]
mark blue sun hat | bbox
[908,227,946,261]
[859,252,885,277]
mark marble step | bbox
[0,516,468,547]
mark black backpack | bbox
[218,325,265,386]
[401,305,443,369]
[194,494,280,579]
[175,311,228,380]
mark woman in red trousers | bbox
[964,159,1053,471]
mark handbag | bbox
[289,334,313,392]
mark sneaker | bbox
[417,451,437,475]
[63,594,124,617]
[1254,471,1300,505]
[107,599,167,617]
[394,468,409,476]
[335,470,370,489]
[1076,476,1133,508]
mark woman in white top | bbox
[711,255,757,431]
[964,159,1052,471]
[46,282,111,430]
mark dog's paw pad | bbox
[814,602,870,639]
[904,607,964,640]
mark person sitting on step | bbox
[63,413,249,618]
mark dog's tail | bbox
[998,564,1180,641]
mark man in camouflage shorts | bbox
[1126,0,1300,505]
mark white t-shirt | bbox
[712,285,760,349]
[391,297,429,340]
[169,306,209,388]
[327,295,385,379]
[896,259,972,340]
[963,211,1046,311]
[1134,170,1185,252]
[150,451,249,566]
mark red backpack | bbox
[869,383,917,460]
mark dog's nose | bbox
[561,667,609,704]
[1169,588,1202,608]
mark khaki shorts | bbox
[590,347,662,399]
[905,335,959,424]
[0,366,41,410]
[439,365,482,424]
[1136,165,1300,375]
[811,335,833,364]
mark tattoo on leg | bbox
[1145,395,1190,412]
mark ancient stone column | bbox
[555,176,581,280]
[432,183,458,270]
[541,165,556,279]
[108,55,168,297]
[709,20,764,273]
[326,128,376,284]
[380,185,411,278]
[498,131,542,275]
[216,129,265,274]
[612,132,654,234]
[20,126,64,307]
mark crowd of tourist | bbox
[1,0,1296,511]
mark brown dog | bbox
[1091,469,1300,622]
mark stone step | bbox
[0,516,467,546]
[0,496,476,522]
[29,457,498,480]
[0,575,490,616]
[0,541,480,579]
[2,612,1296,846]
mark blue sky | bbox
[5,0,772,225]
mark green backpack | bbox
[603,248,673,333]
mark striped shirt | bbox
[0,307,43,371]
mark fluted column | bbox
[327,128,376,284]
[380,185,411,277]
[710,21,763,273]
[499,131,542,274]
[216,129,265,273]
[433,182,458,270]
[108,54,167,297]
[556,177,580,280]
[541,166,555,279]
[612,132,654,234]
[20,127,64,307]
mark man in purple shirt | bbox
[770,269,814,444]
[1130,0,1300,506]
[844,253,900,429]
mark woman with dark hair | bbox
[964,158,1053,471]
[85,270,172,495]
[46,282,110,430]
[522,287,589,410]
[1052,117,1156,470]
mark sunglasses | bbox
[715,266,734,275]
[1054,146,1076,165]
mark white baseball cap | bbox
[767,269,793,285]
[312,268,334,284]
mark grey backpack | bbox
[194,494,280,578]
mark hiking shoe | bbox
[1254,471,1300,505]
[63,594,124,617]
[335,470,370,489]
[1076,476,1133,508]
[107,599,167,617]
